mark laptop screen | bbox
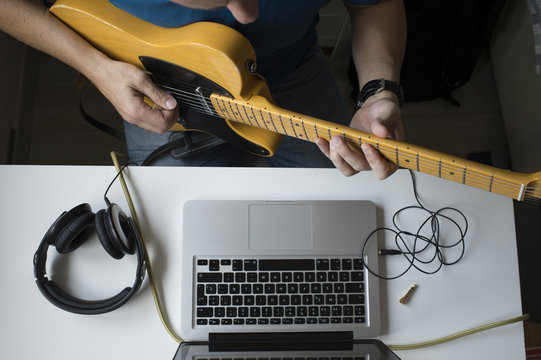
[173,339,401,360]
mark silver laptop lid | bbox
[180,200,380,341]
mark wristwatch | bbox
[354,79,404,112]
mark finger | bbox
[135,73,177,111]
[323,137,368,176]
[361,143,397,180]
[330,136,370,172]
[124,96,177,133]
[315,137,331,158]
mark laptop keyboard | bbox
[194,257,366,326]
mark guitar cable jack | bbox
[399,284,417,304]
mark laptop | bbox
[173,336,401,360]
[180,200,382,343]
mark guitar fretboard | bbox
[211,94,537,201]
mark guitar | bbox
[50,0,541,202]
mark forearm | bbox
[346,0,406,89]
[0,0,111,84]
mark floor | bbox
[19,42,541,346]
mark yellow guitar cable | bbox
[110,151,528,351]
[110,151,184,344]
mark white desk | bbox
[0,165,525,359]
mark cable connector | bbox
[378,249,403,256]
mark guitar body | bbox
[50,0,282,156]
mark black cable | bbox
[361,170,469,280]
[103,162,137,206]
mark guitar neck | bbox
[211,94,538,201]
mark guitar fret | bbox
[395,147,399,167]
[267,111,279,133]
[327,127,332,140]
[278,114,288,136]
[289,116,299,138]
[237,103,252,126]
[301,120,309,140]
[233,102,249,125]
[218,98,232,119]
[248,106,259,128]
[314,124,319,138]
[416,153,420,172]
[462,166,467,185]
[265,110,275,131]
[488,174,494,193]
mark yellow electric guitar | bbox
[50,0,541,202]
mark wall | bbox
[490,0,541,173]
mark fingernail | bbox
[330,137,339,149]
[166,98,176,109]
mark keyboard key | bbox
[316,259,329,270]
[342,258,352,270]
[353,258,363,270]
[259,259,315,271]
[209,260,220,271]
[262,307,273,317]
[244,296,255,305]
[351,271,363,281]
[349,294,365,304]
[244,260,257,271]
[232,260,243,271]
[224,272,234,282]
[197,259,208,266]
[331,259,341,270]
[215,307,225,317]
[232,296,243,305]
[197,307,213,317]
[328,272,338,282]
[346,283,364,293]
[198,273,222,283]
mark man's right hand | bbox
[93,59,179,133]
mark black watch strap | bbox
[354,79,403,112]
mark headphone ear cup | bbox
[95,209,125,259]
[54,210,95,254]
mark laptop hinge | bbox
[208,331,353,351]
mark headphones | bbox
[33,199,146,315]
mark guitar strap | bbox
[141,131,226,166]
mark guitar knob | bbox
[246,59,257,73]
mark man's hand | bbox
[92,59,179,133]
[316,91,404,179]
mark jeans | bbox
[124,46,351,167]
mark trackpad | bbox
[249,204,313,250]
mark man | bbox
[1,0,406,179]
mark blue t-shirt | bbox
[110,0,380,89]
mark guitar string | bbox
[157,84,540,199]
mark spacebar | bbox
[259,259,315,271]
